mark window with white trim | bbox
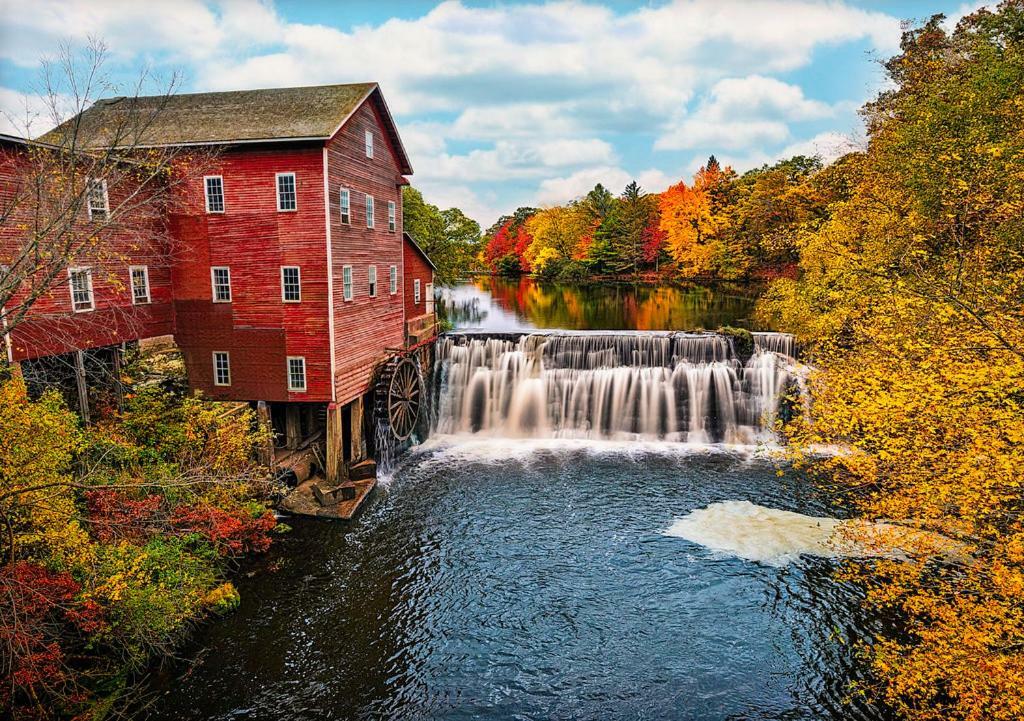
[340,188,350,224]
[276,172,297,211]
[211,266,231,302]
[389,265,397,295]
[69,267,94,312]
[87,179,109,220]
[387,201,396,232]
[426,282,435,313]
[287,356,307,392]
[368,265,377,298]
[365,130,374,158]
[281,266,301,302]
[342,265,353,301]
[365,195,374,229]
[205,176,225,213]
[414,278,421,304]
[130,265,151,304]
[212,351,231,386]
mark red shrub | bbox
[0,562,85,716]
[85,489,163,543]
[170,504,276,557]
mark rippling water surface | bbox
[147,441,887,721]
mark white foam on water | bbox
[665,500,964,567]
[412,434,781,467]
[665,500,844,567]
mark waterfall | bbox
[432,331,801,444]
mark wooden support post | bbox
[256,401,275,467]
[350,396,366,463]
[326,402,343,483]
[74,350,90,424]
[112,345,125,411]
[284,404,301,450]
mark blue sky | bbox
[0,0,984,226]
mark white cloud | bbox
[0,86,75,137]
[656,75,837,151]
[536,165,675,206]
[779,130,864,164]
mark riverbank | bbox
[0,349,285,721]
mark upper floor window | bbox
[366,195,374,229]
[69,267,94,312]
[389,265,397,295]
[365,130,374,159]
[205,176,225,213]
[342,265,353,301]
[211,266,232,302]
[388,201,396,232]
[281,266,301,302]
[340,188,351,224]
[368,265,377,298]
[213,351,231,386]
[130,265,151,304]
[276,172,297,211]
[87,179,109,221]
[287,356,307,392]
[414,278,421,304]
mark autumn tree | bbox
[760,4,1024,719]
[524,203,591,276]
[659,159,734,277]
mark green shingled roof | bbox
[39,82,412,174]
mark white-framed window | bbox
[130,265,151,304]
[365,130,374,158]
[276,172,297,211]
[212,351,231,386]
[339,187,350,224]
[204,175,225,213]
[211,266,231,302]
[426,282,434,313]
[387,201,396,232]
[414,278,421,304]
[86,179,109,221]
[389,265,397,295]
[68,267,94,312]
[342,265,353,301]
[281,266,301,302]
[365,195,374,229]
[287,356,307,392]
[368,265,377,298]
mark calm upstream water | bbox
[437,277,761,332]
[147,281,888,721]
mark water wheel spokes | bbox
[387,357,422,441]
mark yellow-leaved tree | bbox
[759,4,1024,719]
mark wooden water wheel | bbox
[386,356,423,441]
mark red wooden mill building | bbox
[0,83,437,484]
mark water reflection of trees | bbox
[464,276,759,331]
[436,291,488,328]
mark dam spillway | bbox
[431,330,801,444]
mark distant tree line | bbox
[478,154,837,283]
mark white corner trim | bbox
[323,147,337,403]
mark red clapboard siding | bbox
[404,238,435,322]
[0,141,176,361]
[325,101,407,405]
[170,144,332,402]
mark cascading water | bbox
[432,330,801,444]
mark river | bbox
[146,281,888,721]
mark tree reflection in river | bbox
[437,276,761,332]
